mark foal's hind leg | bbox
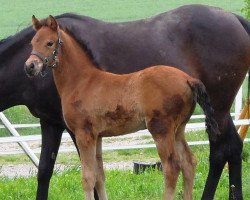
[176,125,196,200]
[95,137,108,200]
[75,129,97,200]
[149,123,181,200]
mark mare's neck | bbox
[53,30,100,96]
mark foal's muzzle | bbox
[24,60,44,77]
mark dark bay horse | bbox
[25,15,221,200]
[1,4,250,199]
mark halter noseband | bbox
[31,31,63,69]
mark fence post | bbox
[235,86,243,120]
[0,112,39,167]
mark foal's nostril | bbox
[24,62,35,77]
[30,62,35,69]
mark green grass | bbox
[0,143,250,199]
[0,0,245,39]
[0,106,40,136]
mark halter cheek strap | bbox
[31,31,63,69]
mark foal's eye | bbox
[47,41,54,47]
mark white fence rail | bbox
[0,85,249,167]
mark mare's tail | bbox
[234,14,250,36]
[188,79,221,142]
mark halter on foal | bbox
[25,16,220,200]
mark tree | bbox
[242,0,250,19]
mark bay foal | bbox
[25,16,220,200]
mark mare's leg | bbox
[227,117,243,200]
[175,126,196,200]
[202,114,243,200]
[36,119,64,200]
[75,129,97,200]
[95,137,108,199]
[150,123,181,200]
[67,128,100,200]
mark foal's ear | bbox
[32,15,42,31]
[47,15,58,31]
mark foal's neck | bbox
[53,30,100,96]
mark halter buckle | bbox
[59,38,63,45]
[53,50,57,56]
[51,63,57,68]
[44,57,49,63]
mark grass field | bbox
[0,143,250,199]
[0,0,245,38]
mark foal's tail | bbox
[188,79,221,142]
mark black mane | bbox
[64,28,101,69]
[0,36,12,45]
[57,13,96,21]
[0,26,34,63]
[56,13,102,69]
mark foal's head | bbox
[24,15,62,77]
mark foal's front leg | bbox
[75,129,97,200]
[95,137,108,200]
